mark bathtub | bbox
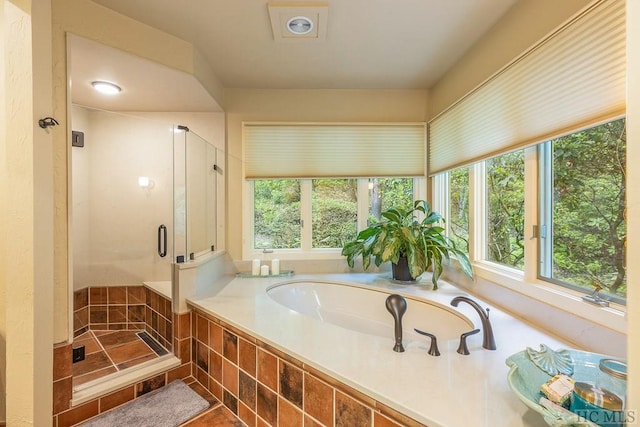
[267,280,473,344]
[187,273,567,427]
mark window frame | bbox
[243,177,426,260]
[434,121,627,333]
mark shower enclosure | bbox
[70,105,218,389]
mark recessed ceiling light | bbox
[91,80,121,95]
[286,16,313,35]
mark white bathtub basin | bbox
[267,280,473,342]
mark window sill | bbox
[466,261,626,335]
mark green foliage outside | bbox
[486,151,526,269]
[254,180,301,249]
[449,167,470,252]
[550,119,626,298]
[312,179,357,248]
[368,178,414,225]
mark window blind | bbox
[243,123,426,179]
[428,0,625,175]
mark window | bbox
[248,177,421,255]
[253,180,301,249]
[486,151,525,270]
[312,179,357,248]
[368,178,413,224]
[435,118,627,303]
[539,119,626,301]
[449,167,470,252]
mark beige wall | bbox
[626,0,640,415]
[224,89,429,260]
[1,0,54,424]
[429,0,592,119]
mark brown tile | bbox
[74,288,88,311]
[74,326,89,338]
[335,390,371,427]
[223,330,238,363]
[257,383,277,426]
[223,389,238,415]
[306,364,376,408]
[53,377,72,414]
[108,305,127,323]
[168,363,192,383]
[74,307,89,332]
[304,415,324,427]
[127,286,146,304]
[108,323,127,330]
[177,312,191,340]
[196,314,209,345]
[262,342,303,369]
[375,401,424,427]
[238,401,257,427]
[116,352,158,370]
[73,366,118,387]
[210,349,223,383]
[257,349,278,392]
[196,341,209,371]
[188,380,218,407]
[57,399,98,427]
[128,305,145,323]
[304,374,333,427]
[279,396,303,427]
[106,340,154,365]
[181,404,245,427]
[239,370,256,410]
[53,343,72,381]
[239,339,256,377]
[210,322,223,353]
[136,373,166,396]
[177,338,191,365]
[223,358,238,395]
[72,351,112,377]
[196,366,209,389]
[128,322,146,330]
[208,377,223,401]
[97,330,140,348]
[89,305,107,324]
[374,412,402,427]
[89,287,107,304]
[99,385,135,412]
[108,286,127,304]
[280,361,303,409]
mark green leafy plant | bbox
[341,200,473,289]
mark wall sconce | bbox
[138,176,154,189]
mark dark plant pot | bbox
[392,257,415,282]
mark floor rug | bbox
[79,380,209,427]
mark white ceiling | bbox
[89,0,517,91]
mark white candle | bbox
[260,265,270,276]
[271,258,280,275]
[251,259,261,276]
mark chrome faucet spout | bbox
[385,294,407,353]
[450,296,497,350]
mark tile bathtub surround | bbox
[191,308,419,427]
[145,286,173,350]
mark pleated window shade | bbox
[428,0,625,176]
[243,123,426,179]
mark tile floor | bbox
[180,378,246,427]
[72,330,167,387]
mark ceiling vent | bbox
[267,1,328,42]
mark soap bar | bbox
[541,374,575,407]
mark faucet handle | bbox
[456,329,480,355]
[413,328,440,357]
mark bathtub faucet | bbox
[385,294,407,353]
[450,296,497,351]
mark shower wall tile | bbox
[74,288,88,311]
[191,308,426,427]
[89,287,107,304]
[108,286,127,304]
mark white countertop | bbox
[187,273,571,427]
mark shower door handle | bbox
[158,224,167,258]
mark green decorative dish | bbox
[506,345,626,426]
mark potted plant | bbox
[341,200,473,289]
